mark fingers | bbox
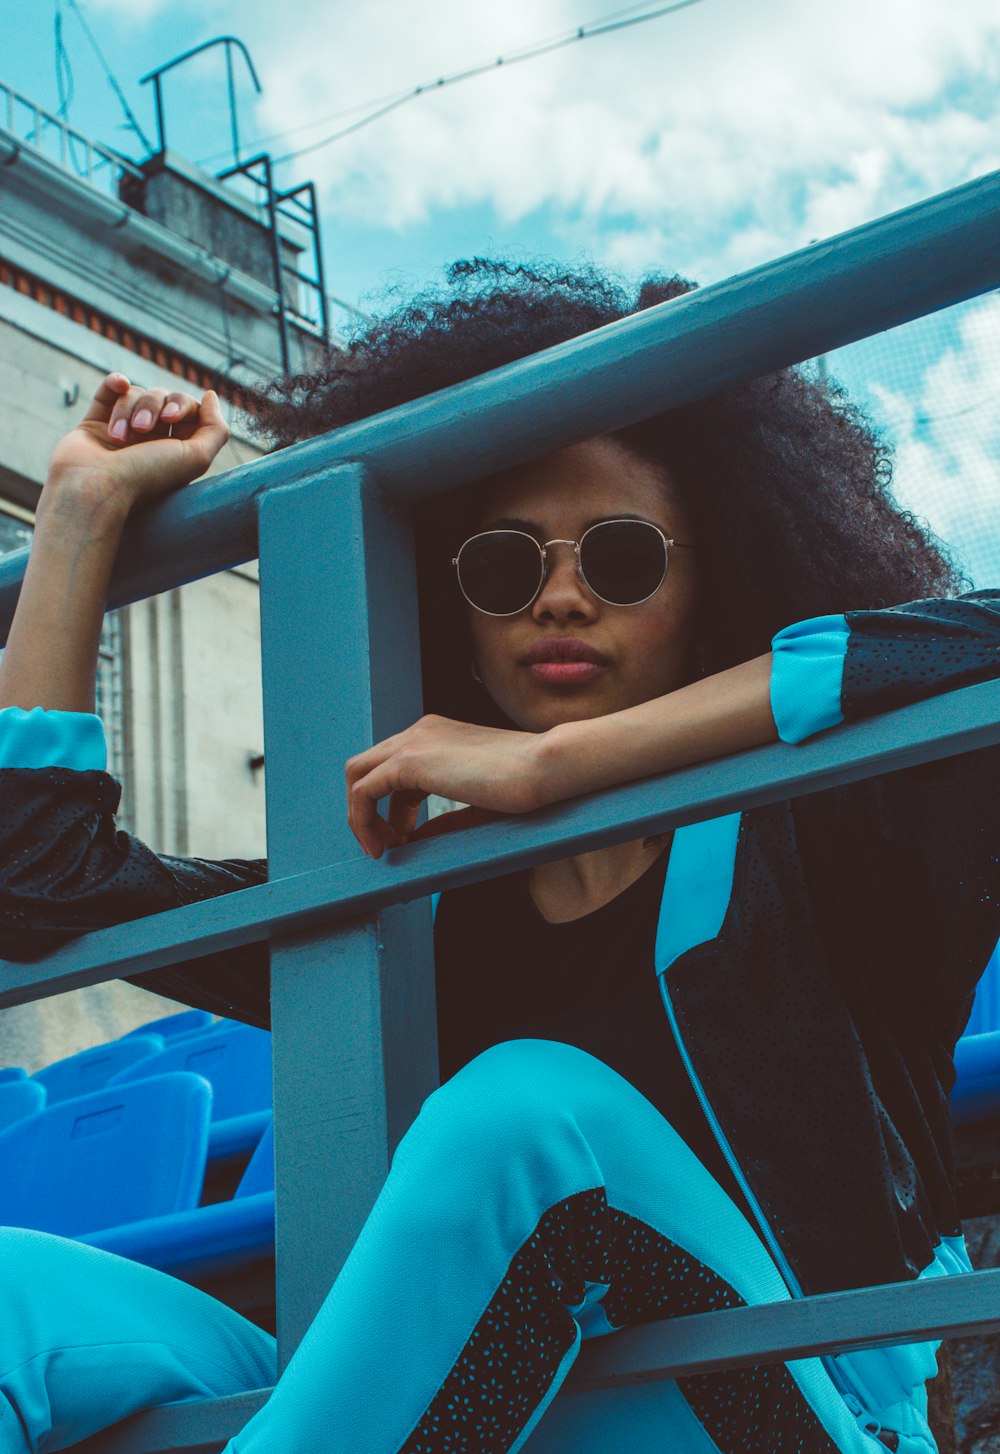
[344,717,459,858]
[348,752,425,859]
[81,376,226,477]
[107,384,201,444]
[182,390,230,470]
[387,788,428,844]
[345,734,407,858]
[82,373,131,425]
[347,760,397,859]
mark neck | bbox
[529,834,668,923]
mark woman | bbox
[0,262,996,1454]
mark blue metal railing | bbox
[4,167,1000,1453]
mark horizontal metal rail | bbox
[1,166,998,633]
[0,81,144,194]
[71,1268,1000,1453]
[72,1390,270,1454]
[570,1266,1000,1390]
[2,676,998,1008]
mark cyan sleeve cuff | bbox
[0,706,108,771]
[769,614,849,744]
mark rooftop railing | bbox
[3,166,1000,1453]
[0,79,145,198]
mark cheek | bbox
[468,614,511,678]
[626,591,700,685]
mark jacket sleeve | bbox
[769,589,1000,743]
[0,707,272,1028]
[769,589,1000,1028]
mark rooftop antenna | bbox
[140,37,262,167]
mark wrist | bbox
[531,716,612,807]
[39,469,133,534]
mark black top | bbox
[434,836,753,1220]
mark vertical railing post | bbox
[258,464,439,1366]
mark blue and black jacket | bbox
[0,591,997,1346]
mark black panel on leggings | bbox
[400,1187,841,1454]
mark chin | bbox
[509,696,617,734]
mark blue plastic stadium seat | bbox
[0,1072,212,1238]
[33,1033,164,1105]
[0,1067,27,1083]
[108,1022,272,1161]
[0,1077,45,1132]
[81,1118,275,1276]
[951,1031,1000,1126]
[119,1009,214,1042]
[966,942,1000,1037]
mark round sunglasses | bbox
[453,519,693,617]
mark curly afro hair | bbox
[251,258,966,725]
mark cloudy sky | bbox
[5,0,1000,580]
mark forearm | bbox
[541,654,777,800]
[0,476,129,714]
[0,373,228,716]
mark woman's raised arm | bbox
[0,373,228,715]
[0,376,272,1029]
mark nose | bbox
[530,540,598,625]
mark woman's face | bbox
[465,435,700,733]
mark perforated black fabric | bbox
[842,591,1000,720]
[400,1187,841,1454]
[0,767,270,1025]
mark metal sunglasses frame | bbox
[452,519,694,617]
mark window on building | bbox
[0,502,124,776]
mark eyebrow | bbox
[482,511,665,537]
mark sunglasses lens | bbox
[457,531,543,615]
[580,520,667,604]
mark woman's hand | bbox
[0,375,230,716]
[47,373,229,514]
[345,715,550,858]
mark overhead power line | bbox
[64,0,154,154]
[275,0,707,166]
[196,0,707,170]
[53,3,75,118]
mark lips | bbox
[520,638,611,667]
[521,638,611,687]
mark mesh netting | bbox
[810,290,1000,590]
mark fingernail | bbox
[132,409,153,431]
[161,402,181,419]
[110,419,128,440]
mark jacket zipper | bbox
[658,975,803,1290]
[657,975,885,1445]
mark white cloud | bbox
[76,0,1000,293]
[867,293,1000,587]
[190,0,996,291]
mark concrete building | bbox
[0,80,330,1069]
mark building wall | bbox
[0,283,268,1073]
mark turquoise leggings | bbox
[0,1041,932,1454]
